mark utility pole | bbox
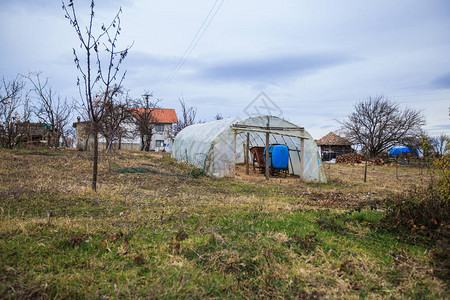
[142,92,153,108]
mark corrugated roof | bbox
[316,132,352,146]
[131,108,178,123]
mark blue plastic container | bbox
[263,144,289,169]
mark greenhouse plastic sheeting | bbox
[172,115,326,182]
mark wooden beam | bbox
[246,132,250,175]
[300,137,305,180]
[230,125,308,139]
[265,122,270,180]
[233,130,237,176]
[231,124,304,131]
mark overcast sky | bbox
[1,0,449,138]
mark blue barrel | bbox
[264,144,289,169]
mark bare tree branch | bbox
[24,72,73,149]
[0,75,25,148]
[98,86,132,153]
[339,96,425,157]
[175,97,197,135]
[130,93,160,151]
[62,0,132,191]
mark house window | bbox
[155,124,164,132]
[156,140,164,147]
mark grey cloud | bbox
[124,52,180,69]
[431,72,450,89]
[0,0,131,11]
[430,124,450,131]
[196,53,356,83]
[320,124,335,130]
[120,52,183,90]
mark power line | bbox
[156,0,225,94]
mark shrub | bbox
[381,136,450,240]
[381,184,449,237]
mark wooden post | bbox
[233,130,237,176]
[246,132,250,175]
[364,155,368,183]
[396,157,399,180]
[212,144,215,175]
[265,122,270,180]
[300,138,305,180]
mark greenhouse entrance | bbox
[230,123,308,180]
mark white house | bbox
[74,108,178,152]
[120,108,178,152]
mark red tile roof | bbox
[316,132,352,146]
[130,108,178,123]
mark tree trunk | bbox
[47,130,51,147]
[92,126,98,191]
[144,135,150,151]
[84,133,90,151]
[53,131,59,150]
[105,136,111,154]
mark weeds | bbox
[283,232,318,254]
[382,185,449,236]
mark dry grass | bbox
[0,148,447,299]
[235,162,432,209]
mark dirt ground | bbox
[233,162,432,209]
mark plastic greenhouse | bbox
[172,115,327,182]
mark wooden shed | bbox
[316,132,353,161]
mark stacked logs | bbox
[372,158,385,165]
[335,153,366,164]
[335,154,386,165]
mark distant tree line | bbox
[0,72,202,151]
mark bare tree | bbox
[62,0,132,190]
[131,93,160,151]
[175,97,197,135]
[431,134,449,157]
[339,96,425,158]
[25,72,73,149]
[63,126,76,148]
[1,76,24,105]
[0,76,25,148]
[98,86,131,153]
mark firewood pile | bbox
[371,158,385,165]
[335,153,366,164]
[335,154,387,166]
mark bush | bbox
[381,184,449,237]
[382,136,450,240]
[381,181,449,280]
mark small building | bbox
[15,122,54,146]
[72,117,95,151]
[316,132,353,161]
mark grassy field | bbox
[0,148,447,299]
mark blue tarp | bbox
[388,147,419,157]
